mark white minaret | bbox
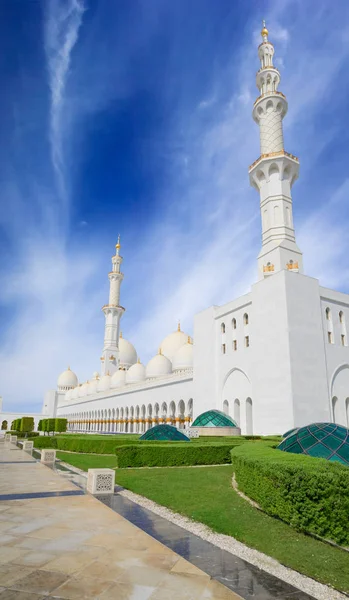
[100,235,125,376]
[249,21,303,280]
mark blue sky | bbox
[1,0,349,413]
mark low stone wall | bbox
[195,426,241,437]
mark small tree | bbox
[37,420,43,433]
[20,417,34,436]
[13,418,21,431]
[46,418,56,435]
[55,418,67,434]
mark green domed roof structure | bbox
[139,424,190,441]
[282,427,299,438]
[278,423,349,466]
[192,410,238,428]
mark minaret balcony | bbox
[253,90,286,107]
[249,151,299,195]
[249,150,299,173]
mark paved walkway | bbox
[0,441,240,599]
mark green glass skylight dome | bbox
[282,427,299,438]
[139,424,190,441]
[278,423,349,466]
[192,410,238,428]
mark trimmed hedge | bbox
[33,434,281,457]
[115,443,235,468]
[34,436,122,454]
[231,442,349,546]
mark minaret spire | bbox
[100,237,125,375]
[249,22,303,279]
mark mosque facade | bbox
[5,25,349,436]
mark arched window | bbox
[223,400,229,415]
[1,420,8,430]
[246,398,253,435]
[326,307,331,321]
[332,397,338,423]
[339,311,344,324]
[243,313,249,326]
[221,323,225,334]
[346,398,349,428]
[234,399,240,427]
[232,318,236,330]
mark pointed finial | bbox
[187,335,191,344]
[159,347,162,355]
[67,365,70,370]
[177,320,181,332]
[115,234,121,254]
[120,331,123,339]
[137,357,140,364]
[261,20,268,39]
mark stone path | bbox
[0,440,240,599]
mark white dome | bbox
[172,342,193,371]
[119,336,137,369]
[160,326,191,361]
[126,361,146,383]
[97,374,111,392]
[88,373,99,395]
[111,369,126,388]
[79,382,89,398]
[57,367,78,391]
[146,353,172,378]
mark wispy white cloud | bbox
[44,0,85,211]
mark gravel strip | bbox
[119,488,347,600]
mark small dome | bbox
[97,373,111,392]
[192,410,238,428]
[88,373,99,395]
[140,424,190,441]
[160,324,191,361]
[111,369,126,388]
[146,352,172,378]
[126,361,146,383]
[57,367,78,391]
[119,335,137,369]
[172,340,193,371]
[278,423,349,466]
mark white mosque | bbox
[4,24,349,435]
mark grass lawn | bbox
[116,465,349,594]
[58,452,349,593]
[56,451,118,470]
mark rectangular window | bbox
[328,331,333,344]
[245,336,250,348]
[222,343,226,354]
[341,334,346,346]
[233,340,237,351]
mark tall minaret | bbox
[249,21,303,280]
[100,235,125,376]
